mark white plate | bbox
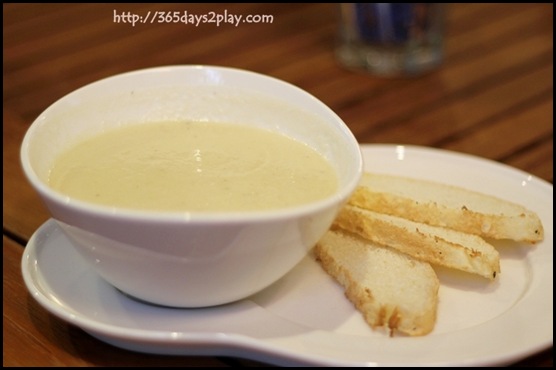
[21,144,553,366]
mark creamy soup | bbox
[47,121,338,212]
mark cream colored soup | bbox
[47,121,338,212]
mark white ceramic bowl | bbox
[20,65,363,307]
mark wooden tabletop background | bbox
[3,3,552,367]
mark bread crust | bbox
[350,173,544,243]
[335,205,501,280]
[315,229,439,336]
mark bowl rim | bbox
[20,65,363,223]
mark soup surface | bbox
[47,121,338,212]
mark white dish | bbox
[21,144,553,366]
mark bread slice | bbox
[314,228,439,336]
[349,172,544,243]
[334,205,500,280]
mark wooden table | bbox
[3,3,552,367]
